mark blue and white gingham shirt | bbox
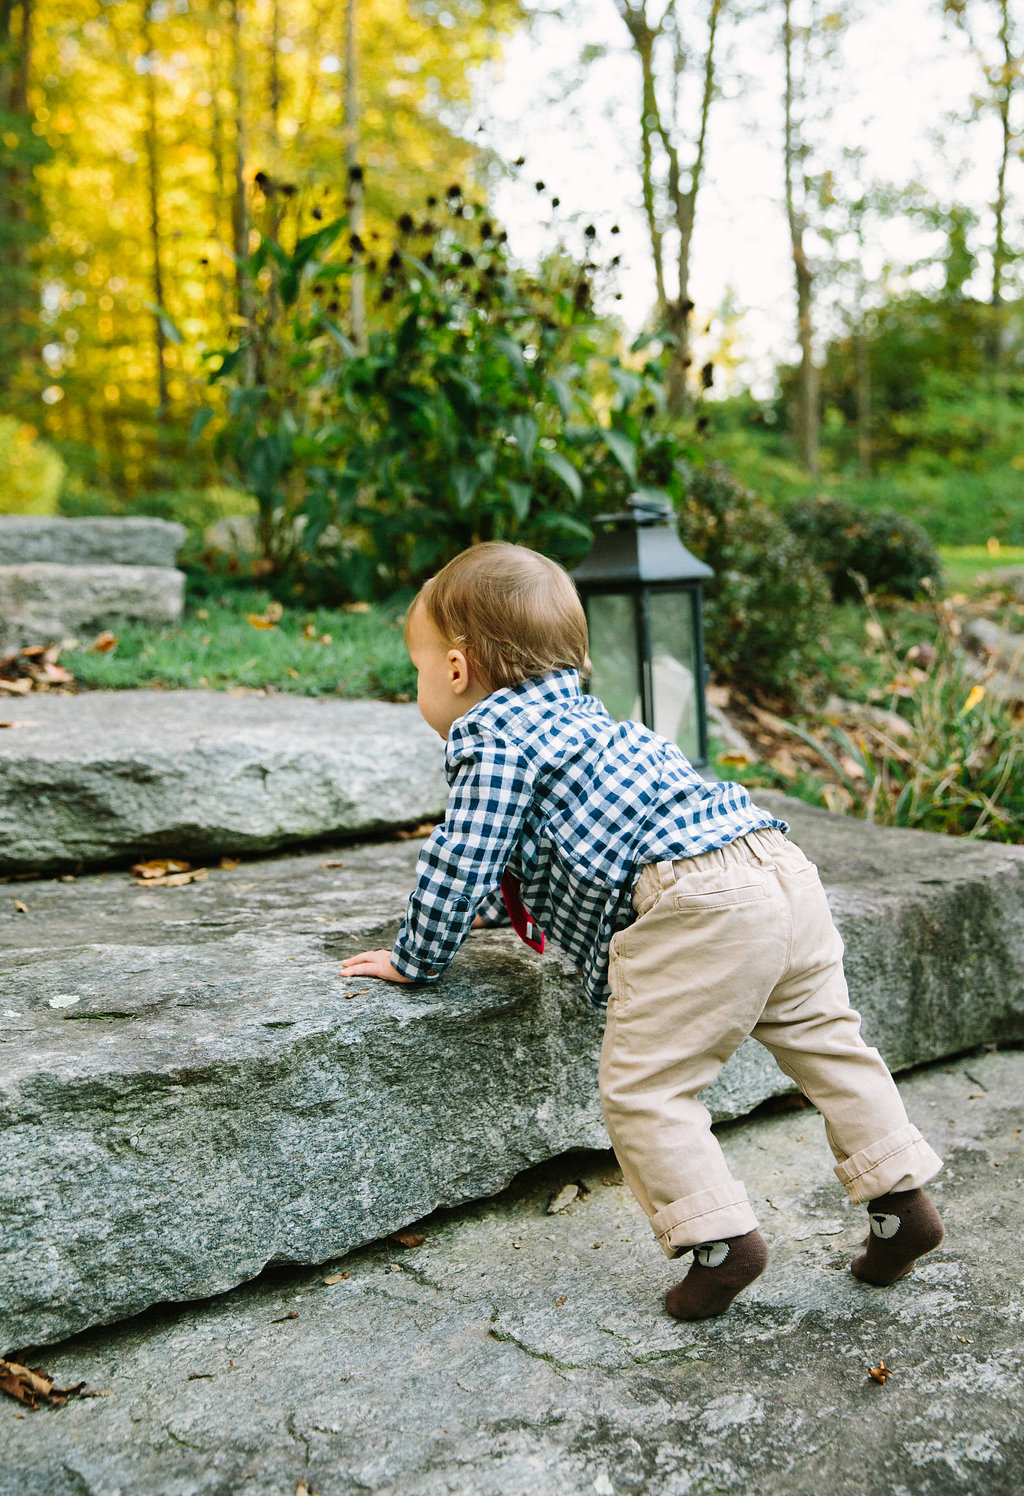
[391,670,787,1006]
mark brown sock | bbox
[664,1229,769,1321]
[850,1188,944,1286]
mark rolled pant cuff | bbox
[833,1124,943,1205]
[650,1184,760,1259]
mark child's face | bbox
[406,602,490,739]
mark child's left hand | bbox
[339,949,414,983]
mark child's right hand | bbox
[339,949,413,983]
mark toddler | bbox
[341,542,944,1320]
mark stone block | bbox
[3,795,1023,1350]
[0,515,185,568]
[0,563,185,650]
[0,693,449,873]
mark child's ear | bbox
[447,647,472,694]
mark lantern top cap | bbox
[594,488,675,528]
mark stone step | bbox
[0,692,449,873]
[2,1051,1018,1496]
[3,794,1024,1350]
[0,516,185,569]
[0,563,184,651]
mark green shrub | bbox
[0,417,65,515]
[784,495,941,601]
[678,465,831,700]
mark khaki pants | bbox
[599,827,942,1257]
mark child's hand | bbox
[339,949,414,984]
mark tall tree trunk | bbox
[617,0,721,416]
[344,0,366,350]
[206,17,230,338]
[142,4,169,410]
[854,321,871,478]
[988,0,1012,365]
[0,0,39,399]
[783,0,819,477]
[228,0,255,379]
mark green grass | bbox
[65,588,417,699]
[938,545,1024,593]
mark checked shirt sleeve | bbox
[390,728,533,982]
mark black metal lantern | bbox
[572,492,714,766]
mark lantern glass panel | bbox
[586,592,639,723]
[647,588,700,761]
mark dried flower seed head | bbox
[584,223,596,239]
[423,251,435,267]
[514,155,526,167]
[426,195,438,207]
[397,213,415,234]
[348,164,364,183]
[480,221,493,239]
[281,183,297,198]
[350,233,365,253]
[551,196,560,208]
[254,170,270,191]
[696,414,708,434]
[611,255,621,267]
[701,362,714,389]
[381,285,394,302]
[534,180,546,192]
[446,183,462,198]
[459,251,474,268]
[387,250,402,271]
[312,207,323,220]
[643,403,656,418]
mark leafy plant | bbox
[742,592,1024,842]
[0,417,65,515]
[193,187,636,599]
[784,494,941,601]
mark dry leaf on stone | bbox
[867,1361,892,1384]
[296,1479,322,1496]
[389,1230,426,1249]
[146,869,209,888]
[131,858,191,880]
[0,677,32,695]
[394,822,439,840]
[322,1272,349,1284]
[14,900,28,914]
[218,857,241,870]
[271,1310,299,1323]
[0,1359,93,1411]
[547,1183,580,1214]
[322,859,345,868]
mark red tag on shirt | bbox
[500,871,546,954]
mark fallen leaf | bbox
[717,750,754,769]
[89,631,119,654]
[247,614,276,630]
[186,1371,215,1381]
[511,1240,522,1250]
[388,1230,426,1249]
[271,1310,299,1323]
[556,1295,566,1306]
[867,1360,892,1384]
[14,900,27,914]
[0,1359,93,1411]
[322,1272,349,1284]
[547,1183,580,1214]
[218,856,241,870]
[296,1478,322,1496]
[145,869,209,888]
[0,678,32,695]
[592,1242,603,1249]
[322,859,345,868]
[394,822,439,840]
[131,858,191,880]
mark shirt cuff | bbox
[389,942,445,984]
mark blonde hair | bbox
[408,542,590,691]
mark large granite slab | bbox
[0,516,185,568]
[2,1050,1018,1496]
[3,798,1024,1351]
[0,563,184,651]
[0,693,449,872]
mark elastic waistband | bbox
[638,826,789,901]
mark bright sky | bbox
[469,0,1002,394]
